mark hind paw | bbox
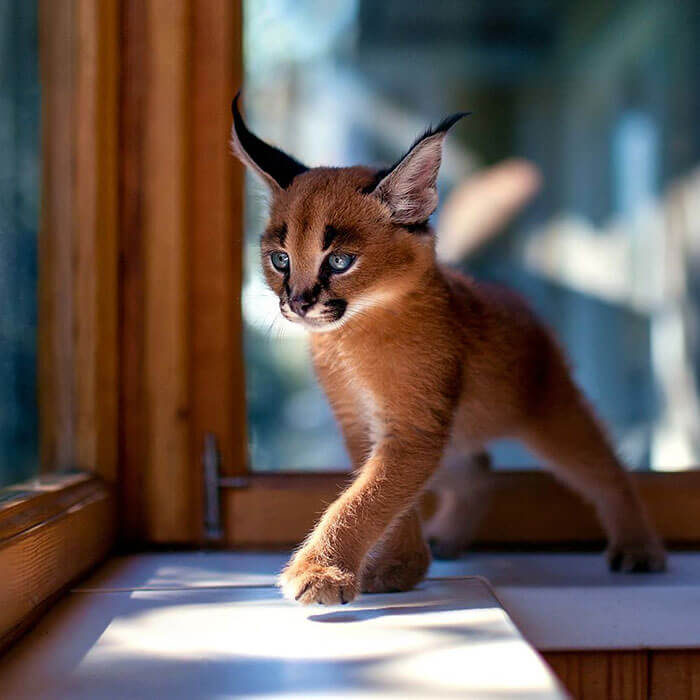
[607,541,667,573]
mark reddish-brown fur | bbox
[231,100,666,605]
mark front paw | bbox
[279,554,358,605]
[607,539,667,573]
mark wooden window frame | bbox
[222,470,700,548]
[1,0,119,649]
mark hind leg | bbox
[521,388,666,572]
[361,506,430,593]
[424,450,494,560]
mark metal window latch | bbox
[202,433,250,542]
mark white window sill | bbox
[3,551,699,699]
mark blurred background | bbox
[1,0,699,486]
[241,0,700,473]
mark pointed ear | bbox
[369,113,470,225]
[230,92,308,191]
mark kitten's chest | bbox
[310,333,389,391]
[311,336,383,435]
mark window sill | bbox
[3,551,700,698]
[0,552,567,699]
[0,473,116,651]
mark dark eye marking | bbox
[317,261,332,292]
[323,225,339,251]
[269,223,287,246]
[324,298,347,321]
[323,225,361,251]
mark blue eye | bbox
[327,252,355,272]
[270,251,289,271]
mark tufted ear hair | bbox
[368,112,470,226]
[230,91,308,191]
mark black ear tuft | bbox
[408,112,471,151]
[231,91,308,190]
[364,111,470,225]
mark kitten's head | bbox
[231,93,468,332]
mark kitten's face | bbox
[230,93,467,332]
[261,167,431,332]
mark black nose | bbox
[289,295,315,317]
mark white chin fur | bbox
[281,292,389,333]
[305,317,348,333]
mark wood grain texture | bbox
[119,0,148,542]
[189,0,246,544]
[74,0,119,481]
[225,474,350,547]
[38,0,119,481]
[119,0,246,543]
[9,1,119,654]
[224,471,700,547]
[544,651,648,700]
[650,651,700,700]
[38,0,75,472]
[142,0,192,541]
[120,0,194,542]
[0,473,99,541]
[0,477,115,651]
[478,470,700,545]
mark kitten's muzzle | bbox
[288,294,316,317]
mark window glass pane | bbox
[0,1,39,486]
[243,1,700,472]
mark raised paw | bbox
[607,540,667,573]
[361,550,430,594]
[279,558,358,605]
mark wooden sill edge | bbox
[0,473,116,654]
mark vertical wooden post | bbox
[38,0,75,473]
[119,0,148,540]
[119,0,246,543]
[189,0,246,543]
[141,0,192,541]
[119,0,193,542]
[74,0,119,481]
[39,0,119,483]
